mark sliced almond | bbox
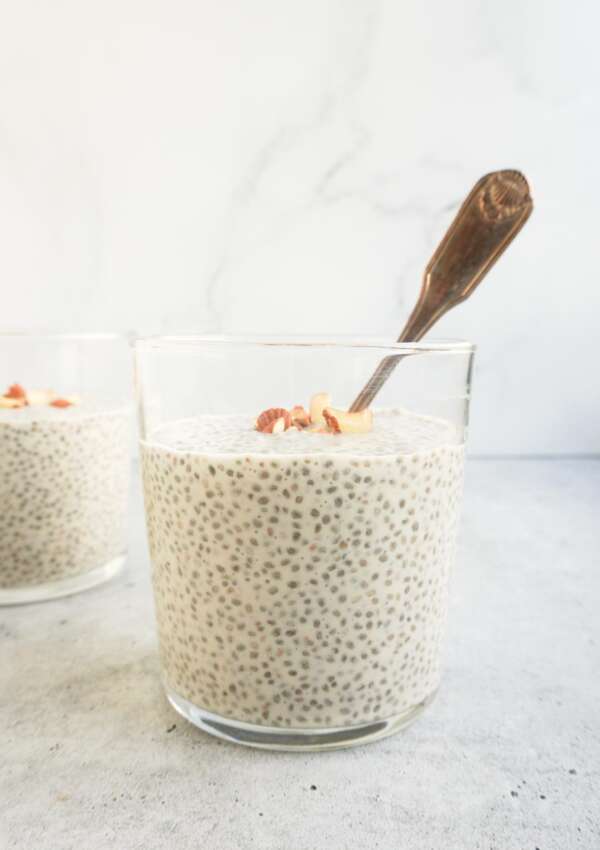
[50,398,74,409]
[26,389,57,406]
[323,407,373,434]
[0,396,25,409]
[271,416,286,434]
[309,393,331,425]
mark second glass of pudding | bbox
[0,332,132,605]
[136,336,474,750]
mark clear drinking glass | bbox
[135,335,475,751]
[0,332,132,605]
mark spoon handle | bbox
[349,170,533,412]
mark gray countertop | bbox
[2,459,599,850]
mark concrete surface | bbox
[1,459,599,850]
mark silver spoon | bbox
[349,169,533,412]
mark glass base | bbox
[166,685,437,752]
[0,554,126,606]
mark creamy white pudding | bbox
[141,410,464,729]
[0,404,130,594]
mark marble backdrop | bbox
[1,0,598,454]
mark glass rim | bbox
[0,330,130,342]
[134,334,475,354]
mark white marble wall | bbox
[1,0,598,454]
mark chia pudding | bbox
[141,409,464,729]
[0,403,130,593]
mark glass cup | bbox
[135,335,475,750]
[0,332,132,605]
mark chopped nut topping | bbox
[290,405,311,428]
[253,394,373,435]
[1,383,79,410]
[322,408,341,433]
[0,396,25,409]
[1,384,27,408]
[309,393,331,425]
[271,416,287,434]
[255,408,292,433]
[324,407,373,434]
[26,390,56,406]
[5,384,26,400]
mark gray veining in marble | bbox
[1,458,599,850]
